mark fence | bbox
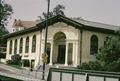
[47,68,120,81]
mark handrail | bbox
[47,68,120,81]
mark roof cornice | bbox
[4,15,117,39]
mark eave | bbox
[4,15,117,39]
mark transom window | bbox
[90,35,98,55]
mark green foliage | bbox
[39,4,65,21]
[0,0,13,28]
[23,59,30,67]
[0,53,6,59]
[78,30,120,72]
[6,60,13,64]
[78,61,104,71]
[11,54,21,65]
[105,59,120,72]
[0,0,11,46]
[96,36,120,64]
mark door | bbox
[57,45,66,64]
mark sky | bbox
[5,0,120,32]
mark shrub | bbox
[23,60,30,67]
[11,54,21,65]
[0,53,6,59]
[104,59,120,72]
[6,60,13,64]
[77,61,104,71]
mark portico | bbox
[41,31,79,67]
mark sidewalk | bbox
[0,64,49,81]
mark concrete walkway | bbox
[0,64,49,81]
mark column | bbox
[75,42,78,67]
[72,42,75,66]
[65,42,69,66]
[49,41,53,65]
[12,40,15,55]
[17,39,20,54]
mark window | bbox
[9,40,12,54]
[19,38,23,53]
[90,35,98,55]
[32,35,36,53]
[25,37,29,53]
[14,39,17,54]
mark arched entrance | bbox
[54,32,66,64]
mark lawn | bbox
[0,75,22,81]
[7,64,22,69]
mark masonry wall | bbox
[6,31,41,68]
[6,22,114,67]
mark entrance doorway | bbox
[57,45,66,64]
[53,32,66,64]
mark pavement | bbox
[0,64,50,81]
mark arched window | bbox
[25,37,29,53]
[90,35,98,55]
[19,38,23,53]
[9,40,12,54]
[14,39,17,54]
[32,35,36,53]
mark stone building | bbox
[5,15,119,69]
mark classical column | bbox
[49,41,53,65]
[72,42,75,66]
[75,42,78,67]
[65,42,69,66]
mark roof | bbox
[12,19,39,28]
[72,18,119,30]
[4,15,120,39]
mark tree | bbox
[0,0,12,46]
[96,36,120,64]
[38,4,65,21]
[53,4,65,16]
[96,30,120,71]
[11,54,21,65]
[78,30,120,72]
[0,0,13,28]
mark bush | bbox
[6,60,13,64]
[0,53,6,59]
[23,60,30,67]
[77,61,104,71]
[11,54,21,65]
[104,59,120,72]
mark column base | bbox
[64,63,68,66]
[49,63,53,66]
[73,64,77,67]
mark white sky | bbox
[5,0,120,32]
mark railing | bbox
[47,68,120,81]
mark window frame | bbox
[25,37,29,53]
[90,35,98,55]
[19,38,23,53]
[32,35,36,53]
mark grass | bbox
[0,75,23,81]
[7,64,22,69]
